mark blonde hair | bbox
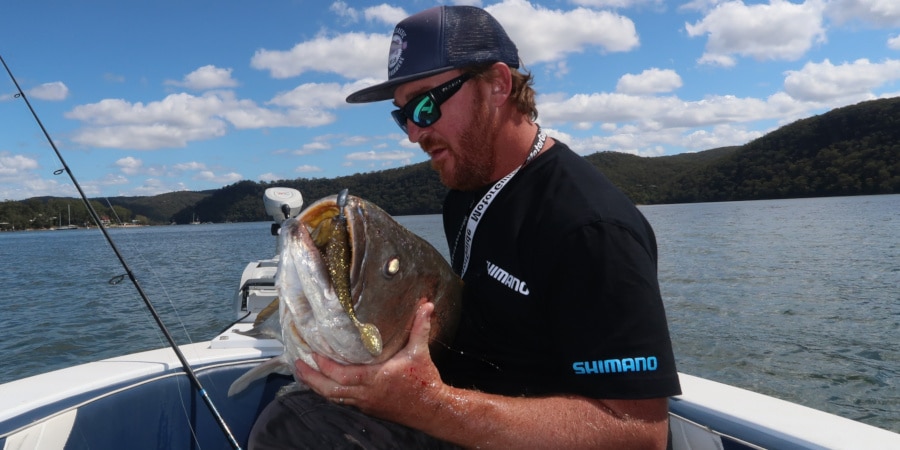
[466,63,538,121]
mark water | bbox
[0,195,897,433]
[642,195,899,433]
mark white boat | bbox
[1,189,897,450]
[53,204,78,230]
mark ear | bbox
[487,62,513,106]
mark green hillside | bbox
[3,97,897,229]
[659,97,900,203]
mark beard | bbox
[425,90,498,191]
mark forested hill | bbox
[3,97,897,228]
[658,96,900,203]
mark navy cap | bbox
[346,5,520,104]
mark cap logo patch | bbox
[388,27,407,77]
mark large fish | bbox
[228,190,462,396]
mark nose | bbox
[405,122,425,143]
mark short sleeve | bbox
[544,221,681,399]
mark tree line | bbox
[3,96,898,230]
[0,198,141,231]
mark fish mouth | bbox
[290,191,383,358]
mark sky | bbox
[1,0,899,201]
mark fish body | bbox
[228,193,462,396]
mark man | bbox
[250,5,680,449]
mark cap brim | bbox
[345,66,455,104]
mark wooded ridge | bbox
[2,97,897,229]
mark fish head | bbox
[286,193,462,365]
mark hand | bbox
[294,300,447,426]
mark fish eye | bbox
[384,257,400,277]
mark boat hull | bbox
[2,325,898,450]
[0,325,286,450]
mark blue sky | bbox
[1,0,898,201]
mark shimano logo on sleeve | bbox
[485,261,530,295]
[572,356,658,375]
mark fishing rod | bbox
[0,54,243,450]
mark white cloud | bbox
[363,4,407,25]
[537,87,834,159]
[0,152,38,174]
[0,152,39,189]
[258,172,282,181]
[294,165,323,173]
[0,177,74,200]
[254,0,638,83]
[104,73,126,83]
[616,68,682,94]
[888,34,900,50]
[562,121,763,158]
[115,156,143,175]
[682,124,765,151]
[29,82,69,101]
[566,132,671,157]
[165,65,239,90]
[783,58,900,102]
[570,0,664,9]
[826,0,900,27]
[345,150,414,161]
[65,86,347,150]
[126,178,183,197]
[66,92,227,127]
[293,141,331,156]
[541,92,780,128]
[97,173,129,186]
[686,0,827,67]
[330,1,360,22]
[70,123,219,150]
[267,81,357,110]
[486,0,639,65]
[339,135,370,146]
[251,32,388,80]
[678,0,722,12]
[195,170,242,184]
[173,161,207,171]
[221,91,337,129]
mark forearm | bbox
[296,302,672,449]
[410,385,670,449]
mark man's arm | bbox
[295,302,670,449]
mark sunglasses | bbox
[391,72,474,133]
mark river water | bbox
[0,194,897,433]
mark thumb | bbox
[407,300,434,356]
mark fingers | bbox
[296,354,355,385]
[295,357,356,402]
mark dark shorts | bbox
[248,390,462,449]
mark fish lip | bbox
[297,194,369,308]
[345,197,364,297]
[297,194,364,305]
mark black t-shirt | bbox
[437,140,681,399]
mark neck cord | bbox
[453,126,547,277]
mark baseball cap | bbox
[346,5,520,104]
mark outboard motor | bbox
[264,187,304,222]
[264,186,303,237]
